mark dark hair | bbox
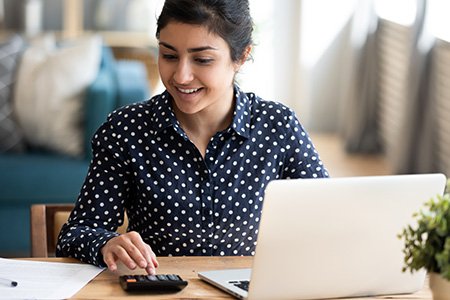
[156,0,253,63]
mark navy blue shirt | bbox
[56,86,329,266]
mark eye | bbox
[162,54,178,61]
[195,58,214,65]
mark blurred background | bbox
[2,0,449,177]
[0,0,449,256]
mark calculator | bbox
[119,274,188,291]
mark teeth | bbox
[178,88,199,94]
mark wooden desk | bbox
[28,257,432,300]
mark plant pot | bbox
[430,272,450,300]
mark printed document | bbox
[0,257,104,299]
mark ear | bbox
[234,45,253,71]
[241,45,252,63]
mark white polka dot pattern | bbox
[56,85,329,266]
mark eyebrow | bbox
[159,42,218,53]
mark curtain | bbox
[433,40,450,176]
[405,0,437,173]
[340,0,380,153]
[0,0,4,29]
[341,0,444,175]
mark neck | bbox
[175,89,235,137]
[173,88,235,156]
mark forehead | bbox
[158,22,230,52]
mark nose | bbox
[173,58,194,84]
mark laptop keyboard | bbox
[229,280,250,291]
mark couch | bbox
[0,44,151,257]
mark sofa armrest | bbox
[84,67,116,161]
[116,60,151,107]
[83,47,151,160]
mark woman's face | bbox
[158,22,241,116]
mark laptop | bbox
[198,173,447,300]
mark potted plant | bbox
[398,179,450,300]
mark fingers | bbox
[134,242,159,275]
[145,250,159,275]
[101,231,159,274]
[102,251,119,272]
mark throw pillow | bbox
[14,34,102,157]
[0,34,26,152]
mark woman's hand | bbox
[101,231,159,275]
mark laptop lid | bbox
[198,173,447,300]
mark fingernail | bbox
[140,260,147,268]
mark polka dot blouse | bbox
[56,85,329,267]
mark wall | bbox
[301,21,353,132]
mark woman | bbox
[56,0,329,275]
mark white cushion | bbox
[14,34,102,157]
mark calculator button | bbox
[167,274,179,281]
[146,275,158,281]
[136,275,146,282]
[156,274,169,281]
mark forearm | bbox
[56,221,119,267]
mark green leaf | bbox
[399,181,450,278]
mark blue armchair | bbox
[0,46,151,257]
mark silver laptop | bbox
[198,173,447,300]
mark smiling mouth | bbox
[177,87,202,94]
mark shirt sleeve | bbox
[56,116,131,267]
[281,109,329,179]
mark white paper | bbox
[0,258,104,300]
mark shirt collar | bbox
[231,85,251,139]
[149,91,183,136]
[152,86,251,139]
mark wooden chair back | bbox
[30,204,128,257]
